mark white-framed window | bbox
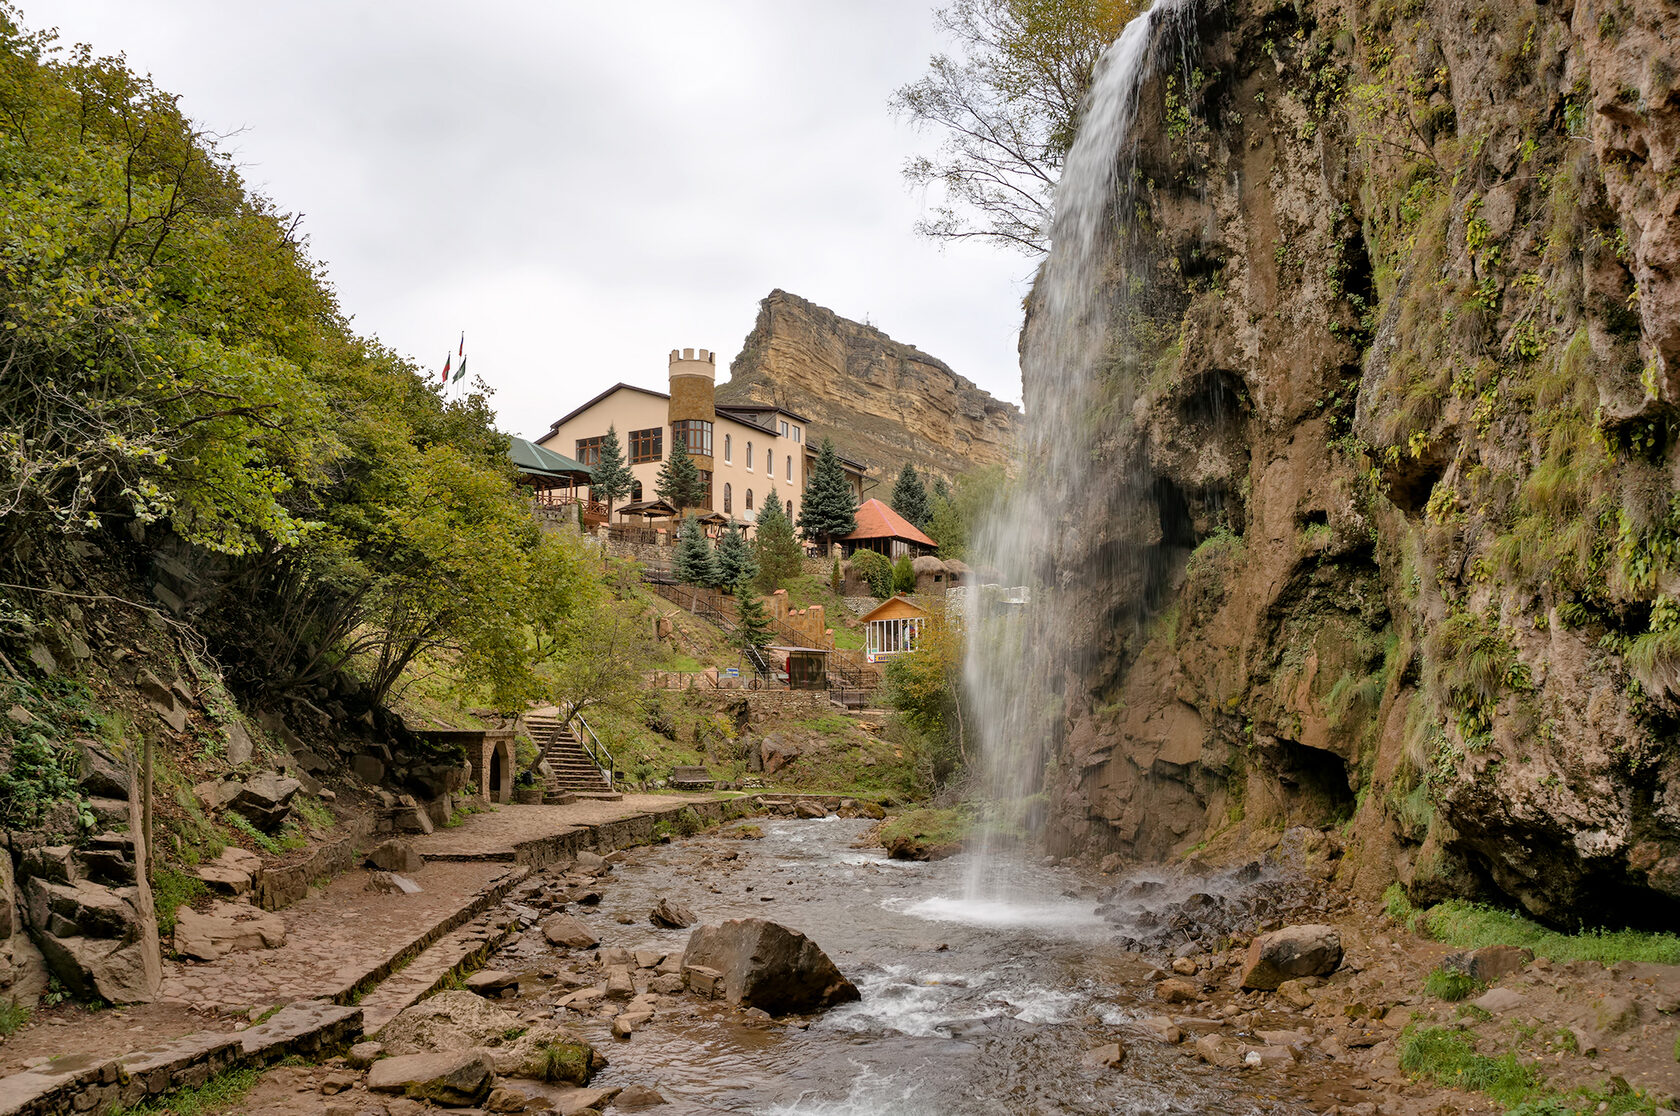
[768,452,774,478]
[723,433,732,464]
[745,489,754,510]
[779,420,789,437]
[793,427,801,443]
[746,441,753,470]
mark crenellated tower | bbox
[667,348,716,509]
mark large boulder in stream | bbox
[680,918,859,1015]
[1239,923,1343,990]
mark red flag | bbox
[458,332,465,358]
[440,354,451,384]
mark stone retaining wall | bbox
[253,814,376,911]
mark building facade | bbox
[539,348,867,533]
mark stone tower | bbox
[668,348,716,508]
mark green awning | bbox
[508,436,593,481]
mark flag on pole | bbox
[458,332,465,358]
[453,355,467,383]
[439,354,451,384]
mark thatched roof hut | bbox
[942,558,971,584]
[912,554,949,592]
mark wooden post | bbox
[141,732,154,875]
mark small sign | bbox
[726,667,740,677]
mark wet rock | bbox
[1194,1033,1245,1068]
[604,966,635,1000]
[682,964,724,999]
[648,973,684,995]
[376,990,597,1082]
[1137,1016,1183,1043]
[615,1083,667,1108]
[1080,1042,1126,1070]
[680,918,860,1014]
[649,898,696,929]
[226,772,301,832]
[1154,978,1200,1004]
[486,1084,534,1111]
[367,839,425,874]
[795,801,829,819]
[173,900,285,961]
[465,969,519,997]
[574,851,607,871]
[366,1049,495,1105]
[543,914,600,949]
[1239,924,1343,990]
[1443,944,1532,984]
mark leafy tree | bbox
[851,549,894,599]
[715,528,758,591]
[590,425,633,514]
[549,590,657,728]
[733,586,774,654]
[891,0,1144,253]
[885,601,968,783]
[752,487,803,592]
[890,464,933,530]
[925,464,1009,561]
[655,436,703,511]
[797,439,858,551]
[893,554,918,594]
[673,517,721,587]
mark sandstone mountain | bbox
[717,290,1018,483]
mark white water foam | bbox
[898,894,1109,935]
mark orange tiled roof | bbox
[843,498,936,547]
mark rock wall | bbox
[1039,0,1680,928]
[719,290,1019,482]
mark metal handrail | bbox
[573,711,614,790]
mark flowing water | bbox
[963,0,1206,887]
[500,818,1310,1115]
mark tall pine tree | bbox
[673,516,721,587]
[890,463,932,529]
[752,486,803,592]
[797,438,857,550]
[655,436,703,511]
[733,586,774,654]
[715,527,758,592]
[591,425,633,514]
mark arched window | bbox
[786,499,793,517]
[769,453,776,479]
[786,455,792,482]
[723,483,732,514]
[723,433,731,463]
[631,480,643,501]
[746,442,753,470]
[745,489,754,511]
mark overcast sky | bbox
[21,1,1035,439]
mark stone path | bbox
[410,794,716,860]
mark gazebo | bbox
[508,437,596,515]
[612,498,679,545]
[858,595,931,663]
[840,498,937,559]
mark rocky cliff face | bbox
[1040,0,1680,928]
[719,290,1019,482]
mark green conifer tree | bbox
[590,425,633,514]
[797,438,858,550]
[890,463,932,530]
[655,436,703,511]
[830,556,843,594]
[715,527,758,592]
[752,486,803,592]
[673,516,720,587]
[892,553,917,594]
[932,476,952,504]
[733,585,774,653]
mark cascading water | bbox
[962,0,1206,903]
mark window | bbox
[723,483,732,514]
[697,469,713,510]
[629,427,661,464]
[723,433,732,463]
[575,436,603,466]
[785,499,793,517]
[672,419,712,457]
[745,489,754,511]
[786,455,792,482]
[779,420,789,437]
[793,426,801,443]
[746,441,753,470]
[767,452,774,479]
[631,480,643,501]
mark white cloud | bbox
[21,0,1032,439]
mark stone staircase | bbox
[524,712,613,800]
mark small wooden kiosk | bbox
[859,595,931,663]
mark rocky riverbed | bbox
[230,816,1680,1115]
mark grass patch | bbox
[110,1065,261,1116]
[540,1040,591,1083]
[1399,1027,1536,1105]
[150,867,208,938]
[879,805,974,849]
[0,999,30,1036]
[1423,900,1680,964]
[1426,965,1483,1001]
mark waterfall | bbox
[963,0,1204,898]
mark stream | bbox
[497,817,1311,1115]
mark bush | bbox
[892,554,916,594]
[1424,965,1481,1001]
[850,550,893,598]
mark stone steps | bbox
[356,911,523,1033]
